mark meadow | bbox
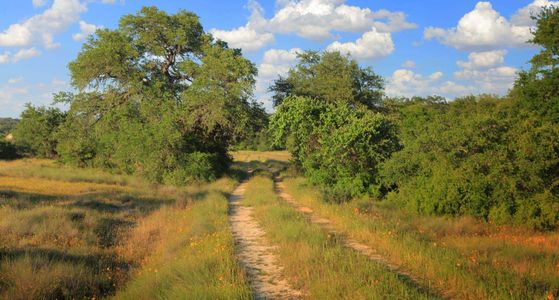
[0,158,250,299]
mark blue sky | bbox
[0,0,554,117]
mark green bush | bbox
[380,95,559,229]
[271,96,400,201]
[0,140,19,160]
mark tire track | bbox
[229,180,303,300]
[272,176,451,300]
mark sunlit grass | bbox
[231,150,291,163]
[282,176,559,299]
[242,174,435,299]
[0,159,250,299]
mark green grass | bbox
[241,174,436,299]
[282,176,559,299]
[114,188,251,300]
[0,159,251,299]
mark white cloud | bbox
[12,47,41,62]
[258,48,301,79]
[457,50,507,70]
[453,49,517,94]
[210,0,416,51]
[211,27,274,52]
[210,1,274,52]
[72,20,100,41]
[454,66,517,94]
[385,69,467,98]
[32,0,48,8]
[0,0,87,49]
[326,27,394,59]
[269,0,416,40]
[0,78,70,117]
[511,0,559,26]
[0,48,41,64]
[253,48,302,110]
[424,2,534,50]
[0,53,9,64]
[386,48,518,98]
[401,60,416,68]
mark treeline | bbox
[4,7,265,184]
[270,7,558,229]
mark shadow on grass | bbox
[0,189,176,215]
[0,247,132,297]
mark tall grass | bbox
[115,179,251,299]
[282,176,559,299]
[0,159,251,299]
[242,175,436,299]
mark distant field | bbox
[231,150,291,163]
[0,159,250,299]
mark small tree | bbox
[12,104,65,158]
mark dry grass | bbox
[0,159,250,299]
[241,175,435,299]
[231,150,291,163]
[283,177,559,299]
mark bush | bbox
[271,96,400,200]
[0,140,18,160]
[12,104,65,158]
[380,95,559,229]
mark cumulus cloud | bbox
[385,69,468,98]
[423,2,537,50]
[0,0,87,49]
[7,77,23,84]
[387,47,518,98]
[72,20,100,41]
[210,1,274,52]
[269,0,416,40]
[256,48,301,94]
[326,27,394,59]
[252,48,302,109]
[453,49,517,94]
[457,50,507,70]
[210,0,415,51]
[0,48,41,64]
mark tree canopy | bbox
[269,51,384,109]
[56,6,260,184]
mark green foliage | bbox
[269,51,384,109]
[271,96,400,201]
[12,104,65,158]
[0,140,18,160]
[380,95,559,230]
[0,118,18,136]
[56,7,258,184]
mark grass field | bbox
[234,151,559,299]
[0,159,250,299]
[241,174,436,299]
[1,152,557,299]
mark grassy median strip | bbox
[282,176,559,299]
[242,175,436,299]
